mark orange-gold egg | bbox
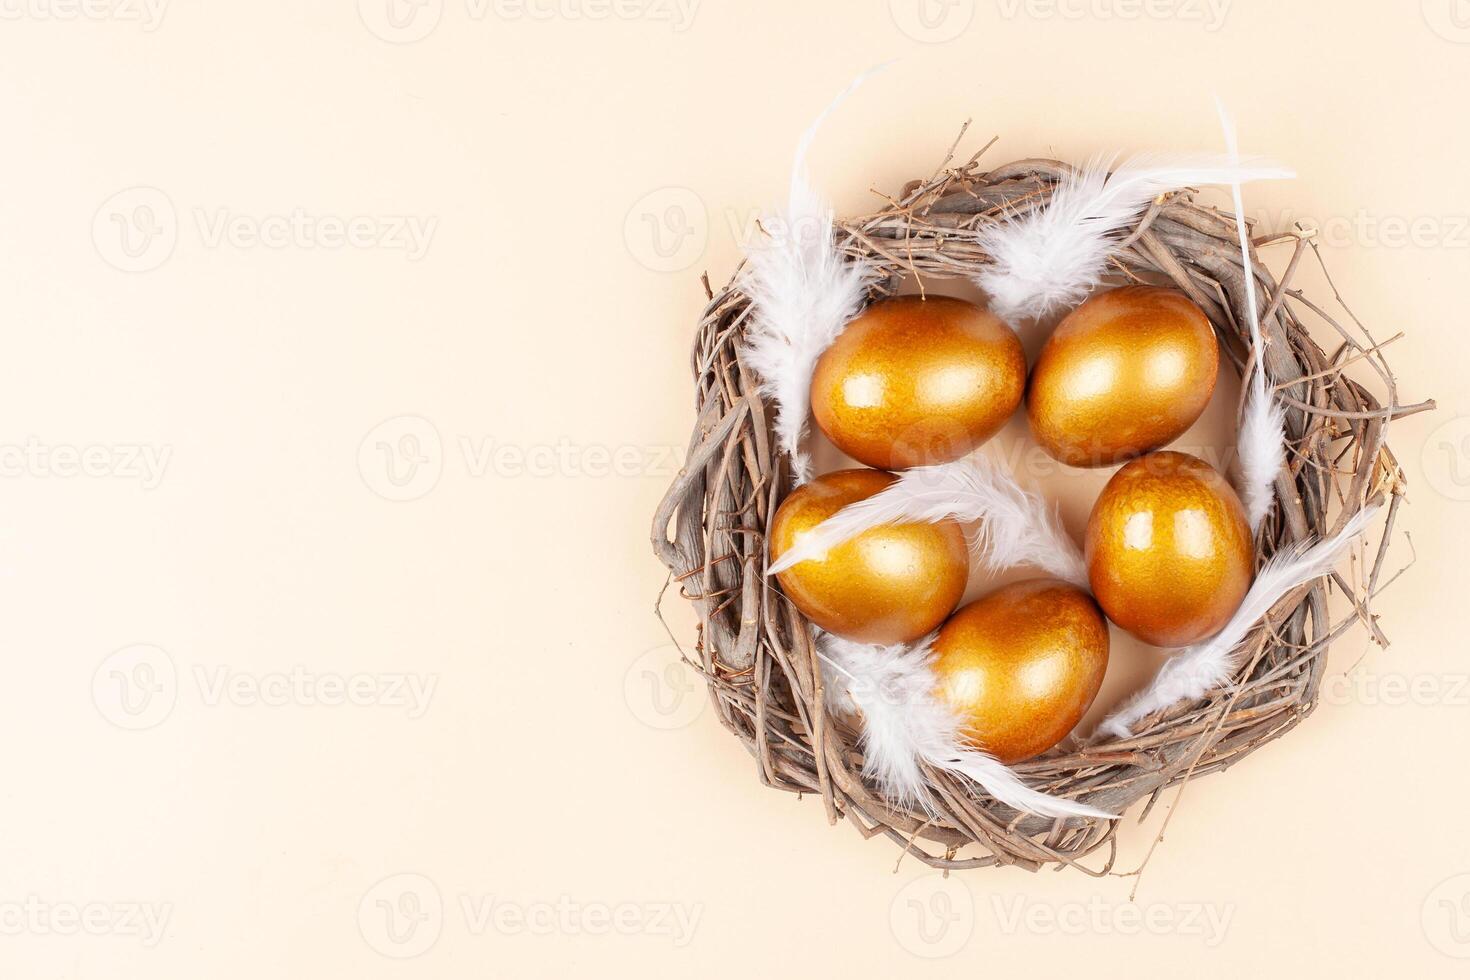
[1085,451,1254,647]
[1027,286,1219,467]
[931,579,1110,764]
[811,295,1025,470]
[770,468,968,644]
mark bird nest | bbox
[650,138,1425,873]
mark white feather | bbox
[819,632,1114,819]
[975,152,1294,324]
[768,450,1086,587]
[739,74,879,484]
[1237,392,1288,531]
[1216,98,1289,531]
[1097,504,1380,739]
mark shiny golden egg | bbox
[770,468,969,644]
[932,579,1110,764]
[1085,451,1253,647]
[811,295,1025,470]
[1027,286,1219,467]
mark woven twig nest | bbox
[651,142,1422,873]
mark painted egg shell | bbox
[769,468,969,644]
[1027,286,1219,467]
[1085,451,1253,647]
[932,579,1110,764]
[811,295,1025,470]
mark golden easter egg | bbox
[931,579,1110,764]
[1085,451,1254,647]
[1027,286,1219,467]
[769,468,969,644]
[811,295,1025,470]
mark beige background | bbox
[0,0,1467,976]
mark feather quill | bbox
[1217,98,1289,531]
[768,450,1086,587]
[1096,503,1380,739]
[739,74,879,484]
[819,631,1114,819]
[975,153,1294,324]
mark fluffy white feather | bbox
[1096,503,1381,739]
[768,450,1087,587]
[975,153,1294,324]
[739,75,877,484]
[1217,98,1289,531]
[819,631,1114,819]
[1237,390,1288,531]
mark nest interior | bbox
[650,142,1424,873]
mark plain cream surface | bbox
[1,1,1467,976]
